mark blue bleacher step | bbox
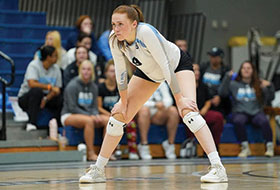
[0,38,66,54]
[0,23,74,40]
[0,53,33,71]
[0,10,46,25]
[0,0,18,10]
[0,38,44,54]
[220,123,264,143]
[60,123,188,146]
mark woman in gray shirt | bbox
[219,61,275,158]
[61,60,109,161]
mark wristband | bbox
[43,96,48,102]
[47,84,52,91]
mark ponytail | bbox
[130,4,144,22]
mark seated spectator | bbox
[97,30,112,61]
[66,32,97,66]
[18,45,63,131]
[65,15,101,56]
[34,31,68,70]
[63,45,89,87]
[98,60,139,160]
[61,60,109,161]
[191,64,224,149]
[137,82,180,160]
[174,39,188,53]
[218,61,275,157]
[200,47,231,116]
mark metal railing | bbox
[0,51,15,140]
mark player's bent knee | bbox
[106,116,126,136]
[183,112,206,133]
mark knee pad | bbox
[106,117,126,136]
[183,112,206,133]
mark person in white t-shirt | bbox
[79,4,228,184]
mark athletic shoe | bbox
[200,183,228,190]
[200,164,228,183]
[26,123,37,131]
[137,144,152,160]
[79,165,106,183]
[264,142,274,157]
[129,152,139,160]
[238,141,251,158]
[162,140,176,159]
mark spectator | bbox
[65,15,101,56]
[175,39,188,53]
[63,45,89,87]
[98,60,139,160]
[200,47,231,116]
[218,61,275,157]
[66,32,97,66]
[97,30,112,61]
[18,46,63,131]
[61,60,109,161]
[193,64,224,148]
[137,82,180,160]
[34,31,68,70]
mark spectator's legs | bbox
[45,94,63,126]
[18,88,44,125]
[232,112,251,157]
[204,110,224,148]
[137,106,151,145]
[251,112,272,142]
[152,105,179,159]
[232,112,249,142]
[64,114,97,161]
[137,106,152,160]
[251,112,274,156]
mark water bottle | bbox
[77,143,87,162]
[49,118,58,141]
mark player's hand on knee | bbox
[111,100,128,121]
[176,97,198,117]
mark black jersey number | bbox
[132,57,142,66]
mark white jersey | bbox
[109,23,181,94]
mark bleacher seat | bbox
[0,24,74,40]
[59,124,188,146]
[0,10,46,25]
[0,38,44,54]
[220,123,264,143]
[0,0,18,10]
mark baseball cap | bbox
[207,47,224,58]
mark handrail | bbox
[0,51,15,140]
[0,51,15,86]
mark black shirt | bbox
[196,80,211,110]
[98,82,119,112]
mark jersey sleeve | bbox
[109,31,128,91]
[141,26,180,94]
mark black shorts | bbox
[134,49,193,82]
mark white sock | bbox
[95,155,109,169]
[208,151,222,166]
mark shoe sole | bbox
[200,177,228,183]
[79,178,106,183]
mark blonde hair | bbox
[78,60,95,81]
[45,31,62,62]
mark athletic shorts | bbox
[61,113,71,126]
[134,49,193,82]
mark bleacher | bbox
[0,0,74,96]
[0,0,279,162]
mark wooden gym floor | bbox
[0,157,279,190]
